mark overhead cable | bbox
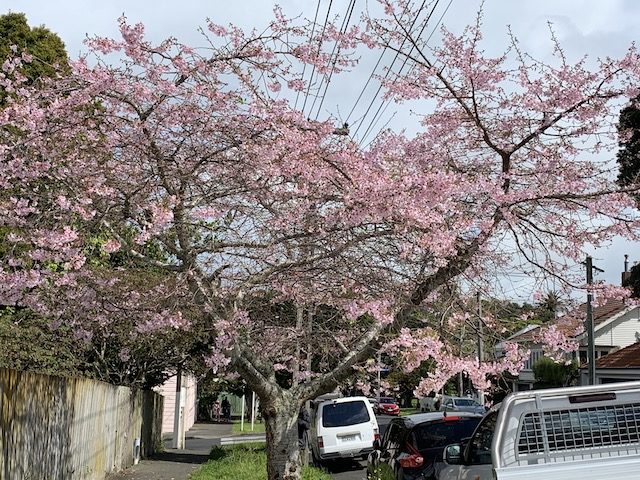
[344,0,414,124]
[359,0,455,146]
[351,0,435,140]
[295,0,322,110]
[311,0,359,120]
[301,0,334,116]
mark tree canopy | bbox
[617,96,640,202]
[0,13,209,388]
[0,12,69,103]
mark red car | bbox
[376,397,400,416]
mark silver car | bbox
[440,396,486,415]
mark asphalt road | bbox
[328,415,393,480]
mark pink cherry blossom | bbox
[102,239,121,254]
[3,6,640,479]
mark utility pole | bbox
[585,256,604,386]
[293,304,304,387]
[172,366,185,449]
[307,308,313,375]
[477,292,485,406]
[377,351,382,402]
[458,322,465,397]
[250,391,256,432]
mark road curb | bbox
[209,434,266,445]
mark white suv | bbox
[310,396,379,464]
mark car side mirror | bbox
[373,438,381,450]
[444,443,462,465]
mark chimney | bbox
[622,254,632,285]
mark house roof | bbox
[508,299,630,343]
[594,342,640,369]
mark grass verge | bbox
[399,407,420,416]
[189,443,331,480]
[231,418,266,435]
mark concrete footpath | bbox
[108,422,266,480]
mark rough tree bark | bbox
[262,392,303,480]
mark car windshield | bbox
[380,398,396,404]
[322,401,371,427]
[455,399,479,407]
[412,418,480,451]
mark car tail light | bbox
[317,436,324,448]
[373,428,380,441]
[399,453,424,468]
[569,392,616,403]
[443,416,461,421]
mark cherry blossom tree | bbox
[3,4,640,479]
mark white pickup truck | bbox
[440,381,640,480]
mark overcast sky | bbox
[6,0,640,295]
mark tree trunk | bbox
[263,394,303,480]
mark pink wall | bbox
[155,373,197,436]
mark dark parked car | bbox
[366,412,482,480]
[377,397,400,416]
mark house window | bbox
[532,350,541,366]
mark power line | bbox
[425,0,454,45]
[301,0,334,116]
[357,0,445,143]
[351,0,436,140]
[344,0,414,124]
[358,95,393,146]
[358,0,455,146]
[311,0,359,120]
[344,46,387,124]
[294,0,322,110]
[362,110,397,149]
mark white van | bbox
[310,396,379,464]
[440,381,640,480]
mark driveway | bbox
[329,415,393,480]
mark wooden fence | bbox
[0,368,163,480]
